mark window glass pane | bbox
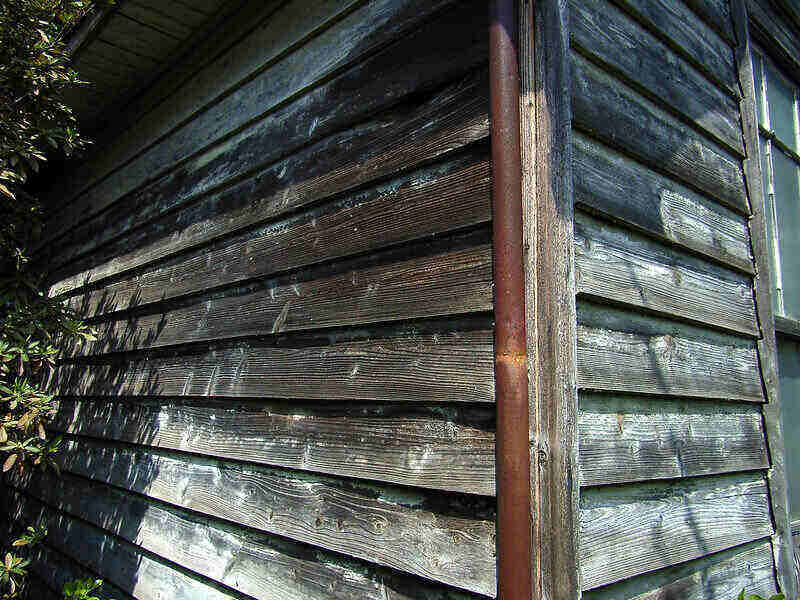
[766,60,798,151]
[753,50,767,128]
[778,337,800,522]
[773,148,800,317]
[760,135,781,314]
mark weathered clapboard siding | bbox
[583,541,777,600]
[607,0,738,97]
[576,305,763,401]
[64,241,492,356]
[579,394,768,486]
[48,58,490,288]
[580,473,774,589]
[572,52,748,214]
[747,0,800,81]
[60,153,491,317]
[572,133,753,274]
[52,397,496,495]
[575,211,757,335]
[571,0,743,154]
[12,471,487,600]
[6,489,249,600]
[47,439,498,596]
[54,329,495,402]
[43,0,470,249]
[570,0,786,594]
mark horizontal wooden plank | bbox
[45,0,470,246]
[62,154,491,317]
[747,0,800,82]
[99,13,180,60]
[580,473,773,589]
[571,0,743,154]
[51,397,495,495]
[119,2,194,38]
[579,394,768,486]
[46,29,489,284]
[53,0,354,206]
[608,0,737,96]
[682,0,736,46]
[14,471,483,600]
[571,51,749,214]
[50,439,497,596]
[65,243,492,356]
[583,541,776,599]
[575,211,757,334]
[54,329,495,403]
[576,309,764,401]
[573,132,753,273]
[5,489,247,600]
[128,0,210,28]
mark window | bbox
[753,46,800,524]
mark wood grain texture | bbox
[521,0,581,597]
[580,473,774,589]
[118,2,194,39]
[747,0,800,82]
[732,1,797,595]
[98,13,180,60]
[608,0,738,97]
[576,319,764,401]
[51,439,497,596]
[573,132,753,274]
[14,471,483,600]
[570,0,743,155]
[54,330,495,403]
[51,397,495,495]
[583,541,777,600]
[579,394,768,486]
[65,243,493,357]
[575,210,758,335]
[44,0,467,246]
[48,56,490,289]
[571,51,749,214]
[63,155,491,318]
[682,0,735,45]
[5,490,247,600]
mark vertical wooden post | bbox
[520,0,581,599]
[731,0,797,596]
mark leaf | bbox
[0,183,14,200]
[37,422,45,440]
[0,427,6,443]
[3,553,10,569]
[2,453,17,472]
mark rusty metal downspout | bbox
[489,1,533,599]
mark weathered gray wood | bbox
[575,211,758,335]
[14,471,483,600]
[573,132,753,274]
[119,2,193,39]
[580,473,774,589]
[607,0,738,97]
[682,0,735,46]
[732,1,797,596]
[5,489,247,600]
[51,397,495,495]
[582,541,777,599]
[54,330,495,403]
[747,0,800,83]
[65,244,492,357]
[45,30,489,283]
[578,394,768,486]
[576,311,764,401]
[44,0,467,244]
[521,0,581,597]
[128,0,210,28]
[61,155,491,316]
[51,439,497,596]
[571,52,749,214]
[98,13,181,60]
[51,0,351,208]
[570,0,743,155]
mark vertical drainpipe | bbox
[489,1,533,599]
